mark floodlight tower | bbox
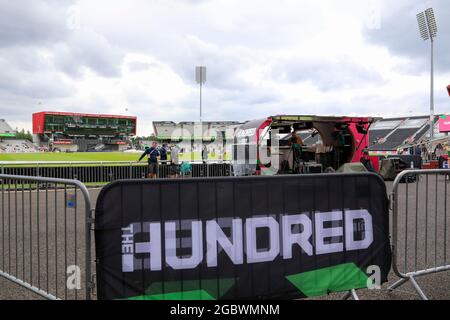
[195,66,207,123]
[417,8,438,141]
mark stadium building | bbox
[32,111,137,152]
[152,121,242,159]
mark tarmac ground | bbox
[1,176,449,300]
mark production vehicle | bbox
[231,115,376,176]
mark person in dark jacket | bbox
[160,144,168,162]
[360,148,375,172]
[202,145,209,164]
[139,142,160,179]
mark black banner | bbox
[95,174,391,300]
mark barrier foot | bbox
[388,276,428,300]
[342,289,359,300]
[342,291,351,300]
[351,289,360,300]
[409,276,428,300]
[388,277,408,291]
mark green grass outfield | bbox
[0,152,139,162]
[0,152,230,163]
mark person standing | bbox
[169,145,180,178]
[421,143,428,162]
[202,145,209,164]
[360,148,375,172]
[289,132,304,173]
[171,145,180,165]
[414,144,421,156]
[160,144,168,162]
[138,142,160,179]
[158,144,169,178]
[435,143,444,158]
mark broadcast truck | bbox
[231,115,376,176]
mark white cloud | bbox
[1,0,449,136]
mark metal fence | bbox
[0,161,232,185]
[0,174,94,300]
[2,168,450,300]
[389,169,450,300]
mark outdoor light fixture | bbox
[195,66,207,123]
[417,8,438,140]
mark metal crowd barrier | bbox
[389,169,450,300]
[0,174,94,300]
[0,161,232,184]
[3,168,450,300]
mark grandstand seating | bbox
[153,121,242,157]
[0,120,37,153]
[369,116,438,152]
[412,125,431,144]
[369,129,395,146]
[153,121,241,139]
[373,128,419,151]
[0,139,37,153]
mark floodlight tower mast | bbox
[417,8,438,141]
[195,66,207,124]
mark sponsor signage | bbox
[439,115,450,133]
[53,140,74,145]
[95,174,391,300]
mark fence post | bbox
[129,162,131,179]
[100,162,103,184]
[157,161,160,179]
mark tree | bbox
[26,130,33,142]
[14,128,33,142]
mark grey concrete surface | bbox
[1,177,449,300]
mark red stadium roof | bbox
[33,111,137,120]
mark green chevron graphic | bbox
[286,263,369,297]
[127,289,216,300]
[125,278,237,300]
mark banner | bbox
[95,174,391,300]
[439,115,450,133]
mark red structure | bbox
[32,111,137,152]
[32,111,137,136]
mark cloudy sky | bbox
[0,0,449,136]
